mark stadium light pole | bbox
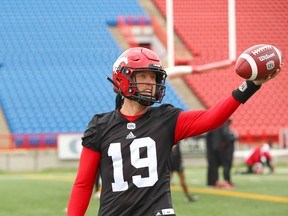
[166,0,175,68]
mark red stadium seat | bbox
[153,0,288,141]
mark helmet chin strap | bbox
[135,96,155,106]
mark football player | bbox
[244,139,274,174]
[67,47,281,216]
[170,142,199,201]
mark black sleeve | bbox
[82,115,101,152]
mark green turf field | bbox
[0,166,287,216]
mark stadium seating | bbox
[0,0,188,140]
[153,0,288,140]
[1,0,286,145]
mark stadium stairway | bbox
[139,0,205,110]
[0,107,10,148]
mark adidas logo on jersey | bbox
[126,132,136,139]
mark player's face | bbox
[134,71,156,96]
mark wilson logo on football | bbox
[258,53,275,61]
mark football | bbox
[235,44,282,80]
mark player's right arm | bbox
[67,147,101,216]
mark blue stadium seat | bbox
[0,0,188,135]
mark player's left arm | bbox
[174,95,240,142]
[174,65,283,143]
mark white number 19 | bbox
[108,137,158,192]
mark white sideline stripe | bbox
[239,53,258,80]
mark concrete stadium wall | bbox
[0,149,79,172]
[0,149,287,172]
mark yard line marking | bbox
[171,185,288,204]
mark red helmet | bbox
[108,47,167,106]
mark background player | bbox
[170,142,199,202]
[67,47,281,216]
[93,173,102,199]
[206,119,237,189]
[239,139,274,174]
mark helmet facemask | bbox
[128,65,167,106]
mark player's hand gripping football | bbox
[252,64,283,85]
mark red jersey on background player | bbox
[244,139,274,174]
[67,47,282,216]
